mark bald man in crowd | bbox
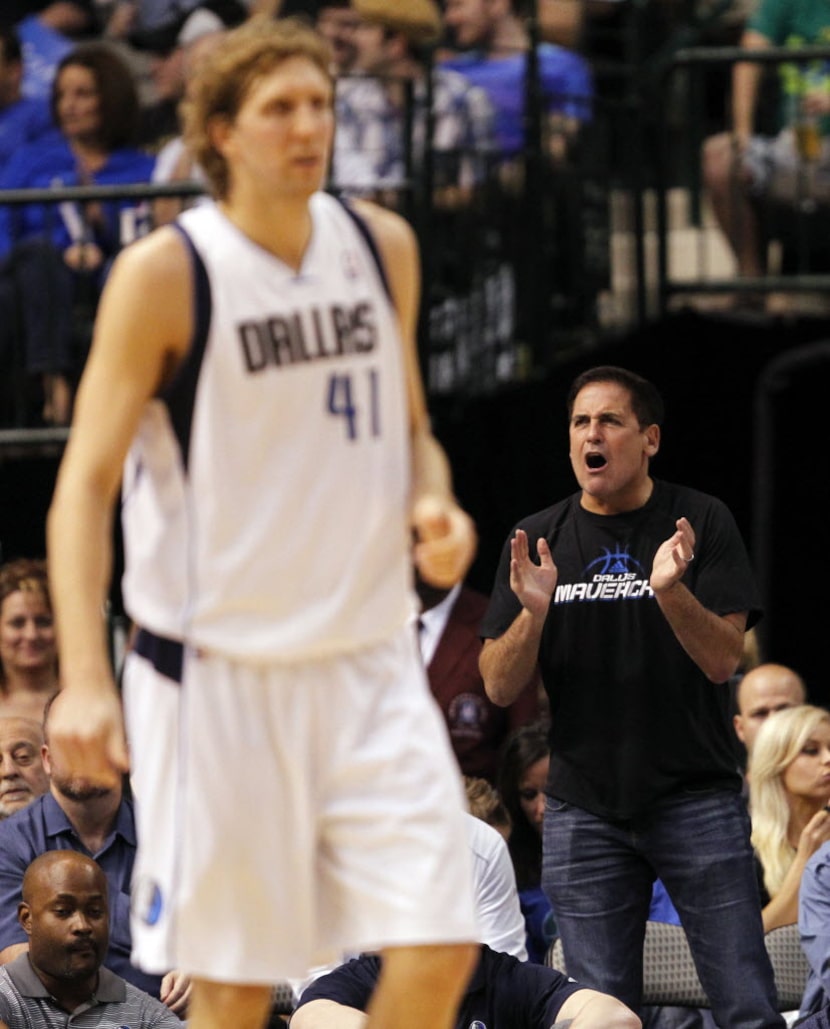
[733,662,807,757]
[0,850,181,1027]
[0,693,189,1013]
[0,717,48,821]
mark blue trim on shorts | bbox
[133,627,184,684]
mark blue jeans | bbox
[542,789,785,1028]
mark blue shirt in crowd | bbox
[0,792,164,1000]
[0,137,155,260]
[441,44,593,157]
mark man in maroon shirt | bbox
[417,575,541,783]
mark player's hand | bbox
[412,494,477,589]
[46,683,129,789]
[160,969,192,1015]
[650,516,696,594]
[510,529,557,619]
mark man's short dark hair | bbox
[567,366,665,429]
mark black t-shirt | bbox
[480,480,760,820]
[295,946,584,1027]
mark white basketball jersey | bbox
[121,194,414,661]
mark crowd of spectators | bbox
[1,0,828,422]
[2,3,830,1027]
[0,509,828,1026]
[0,0,600,426]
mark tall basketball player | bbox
[46,17,478,1029]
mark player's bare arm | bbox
[356,199,476,588]
[47,227,193,783]
[479,530,554,707]
[650,517,747,683]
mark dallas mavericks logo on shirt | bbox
[468,1022,487,1029]
[554,546,654,606]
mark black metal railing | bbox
[0,80,637,435]
[652,43,830,314]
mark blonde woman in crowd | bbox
[750,704,830,931]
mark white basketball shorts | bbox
[122,625,478,983]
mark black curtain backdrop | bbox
[2,309,828,703]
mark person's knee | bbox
[189,978,274,1028]
[379,941,478,998]
[702,132,736,191]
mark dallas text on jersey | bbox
[238,301,378,373]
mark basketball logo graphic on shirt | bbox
[554,545,654,606]
[584,546,645,577]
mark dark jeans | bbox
[542,789,785,1029]
[9,237,95,376]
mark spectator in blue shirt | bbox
[0,40,154,425]
[331,0,496,208]
[0,27,59,171]
[2,1,95,103]
[0,692,190,1017]
[440,0,592,162]
[800,840,830,1017]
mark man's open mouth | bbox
[586,453,607,469]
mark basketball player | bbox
[45,17,478,1029]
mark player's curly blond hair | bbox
[182,15,332,200]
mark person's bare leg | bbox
[366,942,477,1029]
[187,978,274,1029]
[702,132,764,277]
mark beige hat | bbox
[177,8,225,48]
[353,0,442,45]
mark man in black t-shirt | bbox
[291,945,641,1029]
[479,366,785,1028]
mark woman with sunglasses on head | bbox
[750,703,830,932]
